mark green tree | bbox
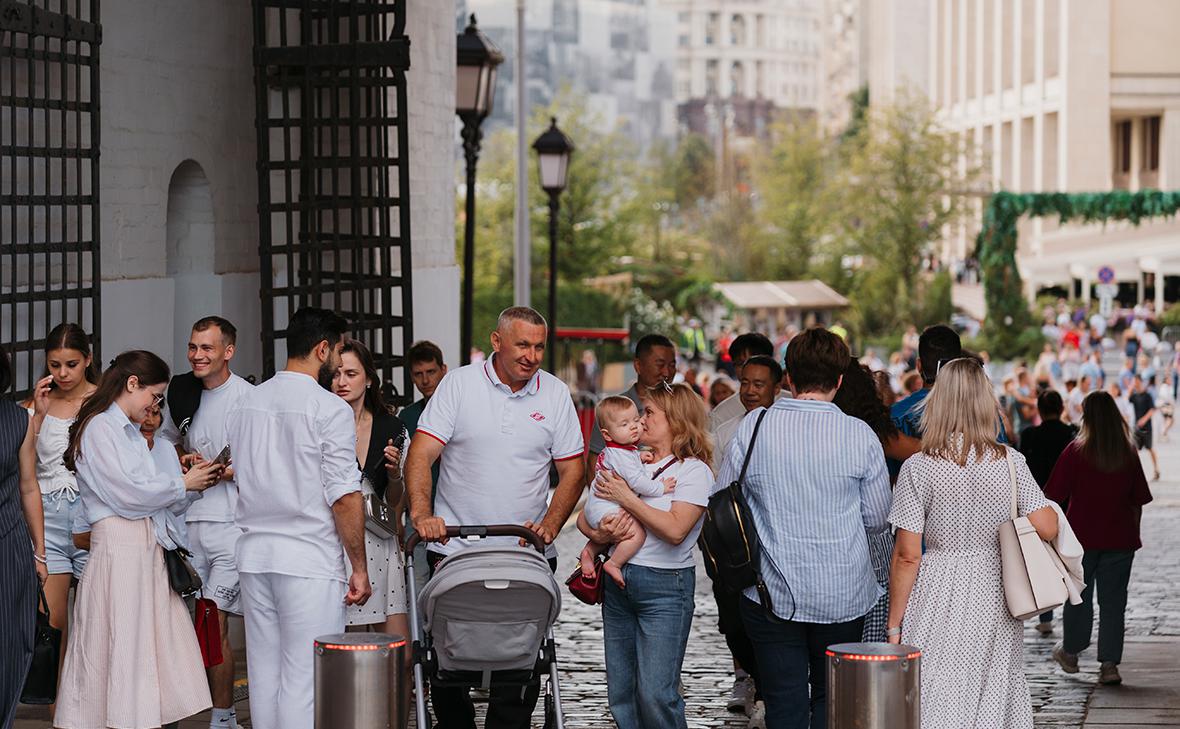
[753,118,836,280]
[840,92,979,333]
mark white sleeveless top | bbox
[29,410,79,499]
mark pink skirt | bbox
[54,516,212,729]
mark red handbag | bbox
[195,597,224,668]
[565,557,605,605]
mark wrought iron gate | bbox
[0,0,101,398]
[252,0,414,403]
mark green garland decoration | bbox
[976,189,1180,355]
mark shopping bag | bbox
[195,597,224,668]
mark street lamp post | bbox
[456,14,504,365]
[532,117,575,373]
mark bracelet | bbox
[33,553,48,565]
[885,626,902,637]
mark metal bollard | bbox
[314,633,406,729]
[826,642,920,729]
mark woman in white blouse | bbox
[54,350,223,729]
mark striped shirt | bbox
[715,398,892,623]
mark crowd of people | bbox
[0,302,1168,729]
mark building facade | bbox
[871,0,1180,309]
[2,0,459,394]
[663,0,823,137]
[819,0,870,136]
[460,0,679,148]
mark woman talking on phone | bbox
[53,351,223,729]
[20,323,99,717]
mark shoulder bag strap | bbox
[1005,446,1019,520]
[733,408,770,492]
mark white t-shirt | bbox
[619,456,712,570]
[180,373,253,523]
[417,357,584,557]
[1066,387,1086,424]
[227,371,362,582]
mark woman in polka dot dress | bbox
[886,359,1059,728]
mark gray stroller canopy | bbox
[419,545,562,673]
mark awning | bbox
[713,280,849,310]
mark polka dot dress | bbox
[346,479,408,627]
[890,446,1051,729]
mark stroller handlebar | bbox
[405,524,547,555]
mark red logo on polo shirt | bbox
[530,411,546,422]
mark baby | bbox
[580,395,675,587]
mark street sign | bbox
[1100,294,1114,317]
[1098,266,1115,285]
[1095,283,1119,298]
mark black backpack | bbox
[700,408,782,616]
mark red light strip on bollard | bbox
[825,650,921,661]
[316,640,407,651]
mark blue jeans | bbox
[602,564,695,729]
[740,597,865,729]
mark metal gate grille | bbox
[0,0,101,398]
[252,0,414,403]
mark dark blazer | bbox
[362,409,409,500]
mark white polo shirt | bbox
[417,356,584,557]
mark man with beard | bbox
[407,306,585,729]
[226,307,370,729]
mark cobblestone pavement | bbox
[16,443,1179,729]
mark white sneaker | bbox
[727,676,755,713]
[746,700,767,729]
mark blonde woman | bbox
[580,382,713,729]
[887,358,1058,729]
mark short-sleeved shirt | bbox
[890,447,1050,550]
[1045,442,1152,550]
[227,371,362,582]
[623,456,712,569]
[1018,420,1077,487]
[398,398,439,496]
[181,373,254,523]
[1130,391,1155,432]
[417,356,584,557]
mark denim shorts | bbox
[43,492,89,578]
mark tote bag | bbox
[20,584,62,705]
[998,449,1068,621]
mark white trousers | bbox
[240,572,346,729]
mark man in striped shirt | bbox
[716,328,891,729]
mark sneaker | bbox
[746,700,766,729]
[1099,662,1123,685]
[727,676,755,713]
[1035,621,1054,635]
[1052,643,1079,674]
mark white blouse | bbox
[27,409,79,500]
[75,403,193,549]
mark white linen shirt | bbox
[227,371,362,582]
[416,356,584,558]
[181,373,254,523]
[75,403,192,550]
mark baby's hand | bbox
[661,476,677,494]
[639,450,655,464]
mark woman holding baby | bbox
[577,382,713,729]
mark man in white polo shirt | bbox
[406,306,585,729]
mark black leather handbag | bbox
[164,546,203,597]
[699,408,781,615]
[20,584,62,705]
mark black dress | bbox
[0,401,36,729]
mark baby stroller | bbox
[406,525,565,729]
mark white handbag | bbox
[998,449,1069,621]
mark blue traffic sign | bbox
[1098,266,1115,284]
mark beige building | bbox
[872,0,1180,311]
[662,0,823,136]
[819,0,871,135]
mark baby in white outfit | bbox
[581,396,675,587]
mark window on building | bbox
[706,59,719,96]
[705,13,719,46]
[1115,120,1133,174]
[677,11,689,24]
[730,14,747,46]
[1143,116,1161,172]
[679,33,690,48]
